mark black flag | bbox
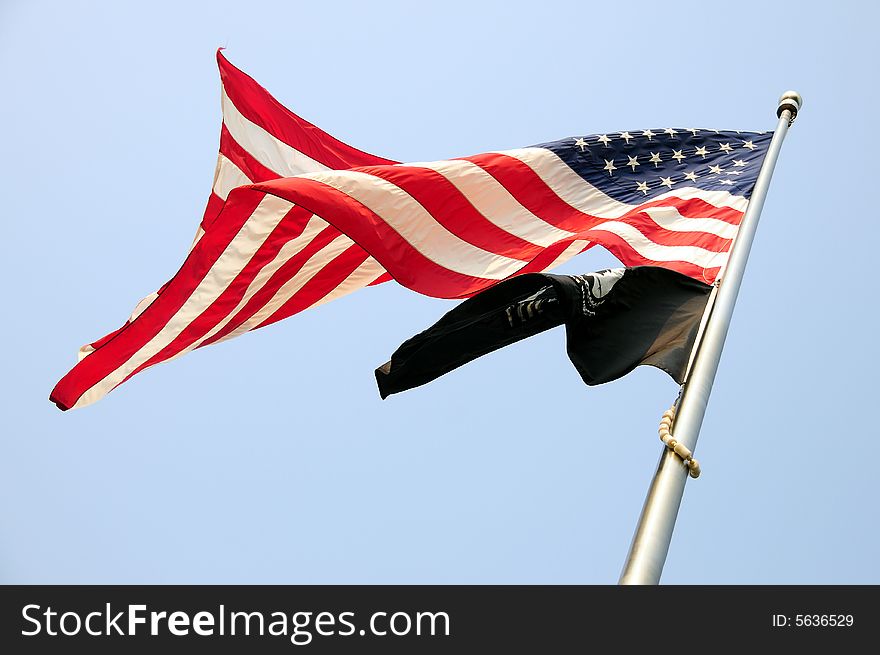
[375,266,712,399]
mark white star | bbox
[671,149,686,163]
[732,159,747,167]
[659,176,675,188]
[574,137,588,151]
[626,155,640,171]
[597,134,612,147]
[720,179,734,185]
[686,128,700,136]
[642,129,655,140]
[664,128,678,137]
[694,146,709,158]
[636,181,650,195]
[719,142,733,153]
[709,164,724,174]
[684,170,699,182]
[604,159,617,175]
[727,170,743,175]
[649,152,662,167]
[619,131,633,144]
[742,140,756,150]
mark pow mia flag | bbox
[375,266,713,399]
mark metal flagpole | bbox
[618,91,803,585]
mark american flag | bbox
[50,52,771,410]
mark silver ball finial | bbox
[777,90,803,121]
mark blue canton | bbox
[534,129,772,204]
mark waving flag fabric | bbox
[375,266,713,399]
[73,51,396,363]
[50,53,772,410]
[201,51,397,254]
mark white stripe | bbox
[77,288,163,362]
[641,206,738,240]
[499,148,750,215]
[188,225,207,252]
[310,257,385,310]
[543,239,592,272]
[128,292,160,323]
[221,87,331,177]
[212,154,252,200]
[584,220,728,269]
[303,170,526,280]
[216,233,360,342]
[188,224,207,253]
[401,159,574,247]
[72,193,296,409]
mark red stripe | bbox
[256,244,372,329]
[217,50,397,169]
[85,324,128,353]
[355,165,541,260]
[49,187,267,410]
[662,196,743,225]
[202,192,226,228]
[369,272,393,285]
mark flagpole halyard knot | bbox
[659,406,701,478]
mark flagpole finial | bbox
[777,91,803,121]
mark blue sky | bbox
[1,0,877,584]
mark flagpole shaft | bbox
[618,92,802,585]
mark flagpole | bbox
[618,91,802,585]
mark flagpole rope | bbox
[659,406,701,478]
